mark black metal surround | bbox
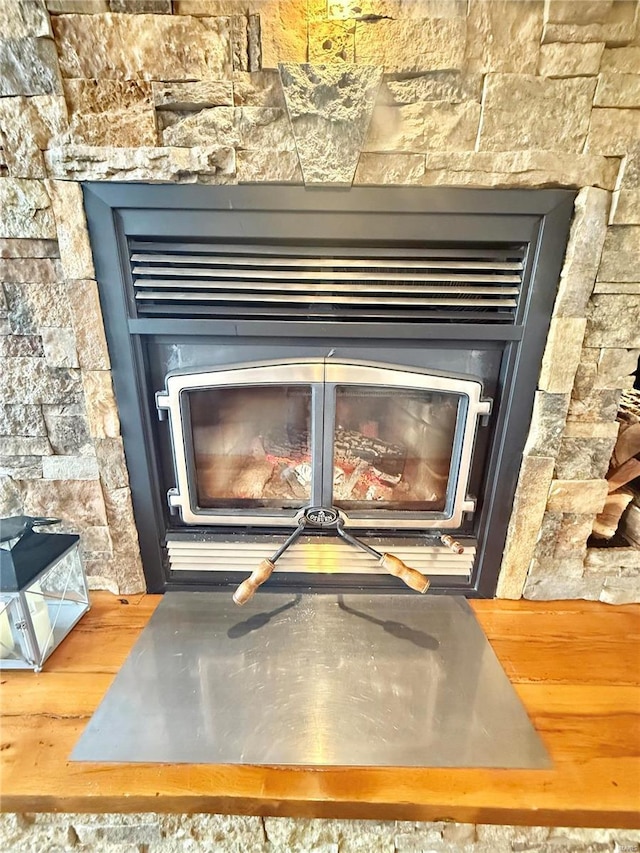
[83,184,575,596]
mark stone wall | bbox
[2,813,640,853]
[0,0,639,600]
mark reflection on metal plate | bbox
[72,593,550,768]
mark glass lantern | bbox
[0,516,90,672]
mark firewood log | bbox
[621,501,640,547]
[612,422,640,469]
[607,457,640,494]
[592,490,634,539]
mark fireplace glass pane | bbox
[332,385,461,512]
[189,386,312,509]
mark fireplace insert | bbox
[84,184,574,596]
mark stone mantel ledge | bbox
[39,145,622,191]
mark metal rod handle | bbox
[232,559,276,606]
[232,522,305,605]
[379,553,430,594]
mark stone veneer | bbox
[2,813,640,853]
[0,0,639,603]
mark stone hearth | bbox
[1,0,639,602]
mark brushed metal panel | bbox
[136,292,518,307]
[129,240,524,259]
[133,267,522,283]
[72,593,550,768]
[134,279,521,295]
[131,252,523,270]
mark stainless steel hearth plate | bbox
[71,593,551,768]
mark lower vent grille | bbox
[130,241,526,323]
[166,535,475,578]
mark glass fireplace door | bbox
[322,363,491,529]
[157,359,490,529]
[157,361,325,525]
[328,385,461,512]
[190,384,314,510]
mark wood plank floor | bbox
[0,593,639,827]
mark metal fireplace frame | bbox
[83,184,575,596]
[155,358,491,528]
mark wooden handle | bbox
[379,553,430,594]
[232,559,275,606]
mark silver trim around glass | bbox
[156,358,491,530]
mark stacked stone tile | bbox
[0,0,639,600]
[1,812,640,852]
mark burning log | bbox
[334,427,406,477]
[196,414,449,508]
[264,425,411,502]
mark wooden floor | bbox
[0,592,639,827]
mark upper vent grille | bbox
[129,241,527,324]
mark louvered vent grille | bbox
[129,241,527,323]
